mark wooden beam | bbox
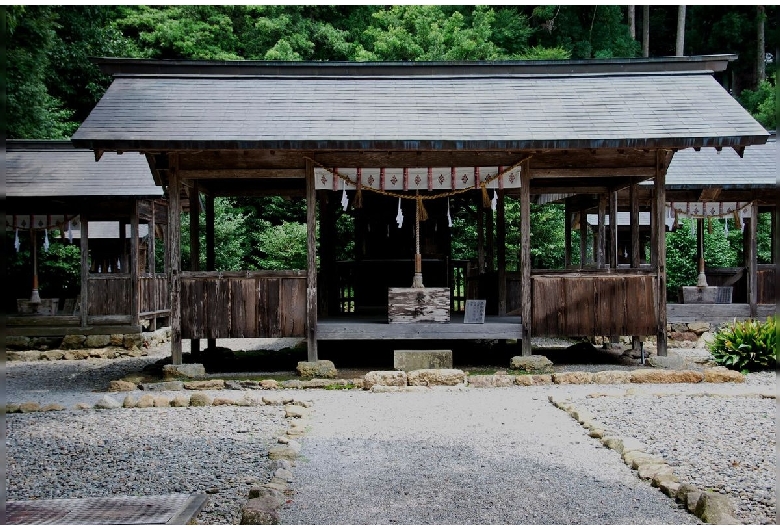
[597,194,607,268]
[655,150,668,357]
[80,215,89,328]
[168,155,183,365]
[130,200,140,327]
[180,168,304,179]
[698,188,722,202]
[189,180,200,356]
[530,167,655,178]
[520,159,532,356]
[579,208,588,267]
[630,183,640,268]
[497,189,507,315]
[305,158,318,361]
[747,205,758,317]
[609,191,618,269]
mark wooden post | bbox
[655,151,668,357]
[205,193,216,351]
[747,205,758,317]
[579,209,588,267]
[630,183,640,268]
[168,157,182,365]
[486,198,494,273]
[130,200,140,327]
[148,200,157,331]
[564,203,572,269]
[597,194,607,268]
[771,205,777,265]
[697,217,705,285]
[477,200,485,273]
[118,216,127,273]
[520,159,532,356]
[609,191,618,269]
[305,159,318,361]
[189,181,200,356]
[497,189,506,316]
[80,215,89,328]
[630,183,641,351]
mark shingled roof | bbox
[664,134,776,189]
[72,55,768,152]
[7,141,161,198]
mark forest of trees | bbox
[6,5,778,301]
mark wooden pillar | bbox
[609,191,618,269]
[579,209,588,267]
[564,203,572,269]
[655,151,668,357]
[189,181,200,356]
[168,157,183,365]
[148,200,157,331]
[318,191,337,317]
[486,199,494,273]
[520,160,532,356]
[497,189,507,316]
[771,206,777,265]
[80,215,89,328]
[630,184,641,351]
[130,200,140,327]
[630,183,640,268]
[697,218,705,283]
[205,194,216,351]
[305,159,318,361]
[597,194,607,268]
[477,200,485,273]
[747,205,758,316]
[118,217,127,273]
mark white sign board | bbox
[463,300,486,324]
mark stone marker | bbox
[394,350,453,371]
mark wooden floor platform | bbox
[316,315,522,341]
[667,303,774,324]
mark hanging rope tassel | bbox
[396,197,404,228]
[14,228,20,252]
[690,218,696,238]
[67,219,73,243]
[43,228,50,252]
[416,196,428,222]
[723,217,729,236]
[353,186,363,209]
[491,189,497,211]
[446,199,453,228]
[733,210,743,231]
[481,184,491,209]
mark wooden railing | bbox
[181,271,306,339]
[508,270,659,337]
[88,274,131,316]
[139,273,170,316]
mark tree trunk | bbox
[628,6,636,40]
[676,5,686,56]
[757,6,766,83]
[642,5,650,57]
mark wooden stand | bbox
[388,287,450,323]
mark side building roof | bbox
[7,140,161,198]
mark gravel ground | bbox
[6,345,775,525]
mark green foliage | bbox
[255,222,309,270]
[709,316,777,372]
[738,72,776,130]
[181,197,251,271]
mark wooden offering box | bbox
[388,287,450,323]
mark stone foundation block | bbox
[552,371,593,385]
[394,350,452,371]
[703,367,746,383]
[408,369,466,386]
[241,494,283,525]
[123,333,144,350]
[687,321,711,334]
[108,380,138,392]
[630,369,704,384]
[7,336,31,350]
[184,379,225,390]
[592,370,632,384]
[363,371,408,389]
[296,360,337,378]
[162,364,206,380]
[10,351,42,362]
[60,335,86,349]
[510,355,553,372]
[85,335,111,348]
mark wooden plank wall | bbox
[88,275,131,316]
[508,272,657,336]
[181,271,306,339]
[757,265,775,304]
[139,274,170,314]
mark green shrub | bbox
[709,316,777,373]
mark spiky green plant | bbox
[708,316,777,373]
